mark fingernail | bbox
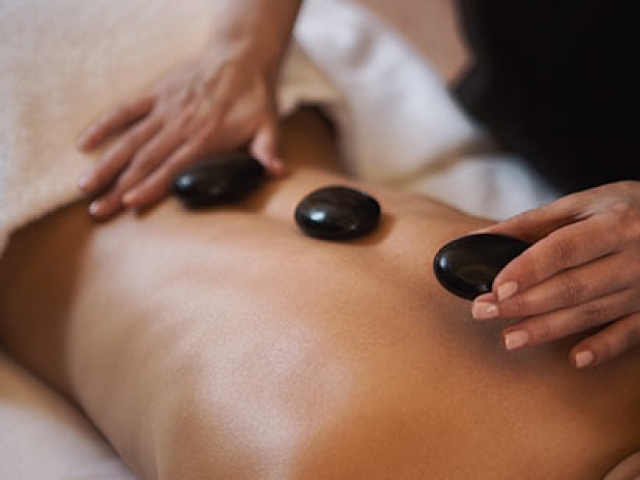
[89,200,102,216]
[472,302,499,320]
[497,281,519,301]
[504,330,529,351]
[574,350,595,369]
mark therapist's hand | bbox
[471,181,640,368]
[76,0,302,218]
[76,50,283,218]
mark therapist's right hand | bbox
[76,46,284,219]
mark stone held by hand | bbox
[433,233,530,300]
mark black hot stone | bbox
[295,186,381,241]
[172,153,265,208]
[433,233,530,300]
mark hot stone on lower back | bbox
[295,186,381,241]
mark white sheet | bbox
[0,0,559,478]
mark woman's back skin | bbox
[1,111,639,479]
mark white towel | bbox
[0,0,335,258]
[0,0,558,258]
[292,0,558,217]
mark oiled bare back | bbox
[1,113,639,479]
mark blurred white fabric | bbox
[0,0,559,478]
[290,0,559,219]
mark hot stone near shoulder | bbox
[433,233,530,300]
[173,153,265,208]
[295,186,381,241]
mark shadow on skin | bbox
[0,200,94,400]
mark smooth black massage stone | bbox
[173,153,265,208]
[295,186,381,241]
[433,233,530,300]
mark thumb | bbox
[478,200,580,243]
[250,116,285,177]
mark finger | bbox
[78,117,162,194]
[115,127,184,195]
[87,188,125,219]
[481,191,592,242]
[89,131,183,218]
[500,289,638,352]
[570,312,640,368]
[487,251,628,319]
[491,213,620,302]
[122,140,207,208]
[78,95,155,151]
[250,116,284,177]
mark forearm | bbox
[206,0,303,78]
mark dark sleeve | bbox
[454,0,640,193]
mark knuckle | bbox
[591,320,638,361]
[616,180,639,195]
[576,302,610,329]
[611,199,635,217]
[513,250,538,283]
[621,319,640,350]
[551,236,580,269]
[533,318,555,342]
[528,251,551,285]
[624,215,640,242]
[102,187,123,204]
[503,294,529,317]
[504,211,527,229]
[98,150,117,167]
[133,154,156,172]
[199,120,218,141]
[138,144,171,170]
[611,199,640,227]
[122,133,143,151]
[100,149,125,170]
[557,274,587,305]
[171,150,196,170]
[175,110,195,131]
[131,187,154,205]
[131,122,155,143]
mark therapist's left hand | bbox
[471,181,640,369]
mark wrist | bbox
[204,0,302,78]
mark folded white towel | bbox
[0,0,210,255]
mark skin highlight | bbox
[2,111,639,479]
